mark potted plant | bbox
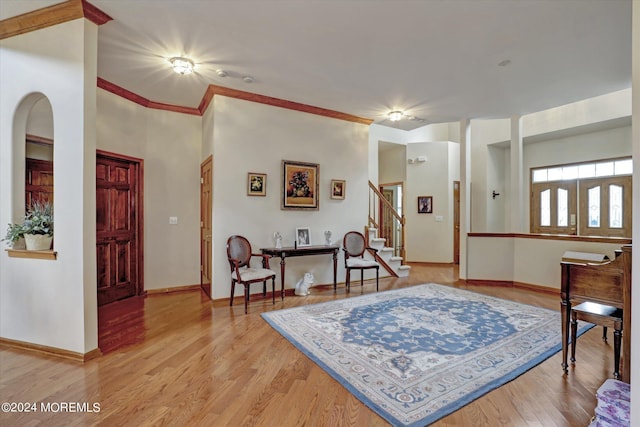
[3,201,54,250]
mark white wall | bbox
[379,143,406,184]
[630,1,639,422]
[468,235,627,289]
[96,89,202,290]
[211,96,371,299]
[405,141,458,263]
[0,19,98,353]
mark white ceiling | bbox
[2,0,632,130]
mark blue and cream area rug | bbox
[262,283,593,427]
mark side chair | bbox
[342,231,379,293]
[226,235,276,314]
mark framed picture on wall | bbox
[247,172,267,196]
[418,196,432,214]
[282,160,319,210]
[330,179,346,200]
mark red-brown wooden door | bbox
[26,158,54,207]
[96,153,142,306]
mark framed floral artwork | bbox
[282,160,319,210]
[247,172,267,196]
[330,179,345,200]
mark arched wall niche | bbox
[11,93,54,228]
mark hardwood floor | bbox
[0,264,615,426]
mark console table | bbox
[260,245,340,299]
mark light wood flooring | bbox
[0,264,617,426]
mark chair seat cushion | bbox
[346,258,379,268]
[238,267,276,282]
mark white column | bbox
[510,115,524,232]
[459,119,471,279]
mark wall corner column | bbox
[459,119,471,279]
[510,115,524,232]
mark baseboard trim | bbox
[465,279,560,296]
[0,337,102,362]
[146,284,201,295]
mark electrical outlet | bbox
[169,217,178,225]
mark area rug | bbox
[261,283,593,427]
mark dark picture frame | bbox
[330,179,346,200]
[282,160,319,210]
[247,172,267,196]
[418,196,432,214]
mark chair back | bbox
[343,231,366,258]
[227,235,252,269]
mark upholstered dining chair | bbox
[342,231,379,293]
[226,235,276,314]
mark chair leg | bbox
[375,267,379,292]
[602,326,608,343]
[244,285,249,314]
[613,328,622,379]
[346,269,351,293]
[230,281,235,306]
[570,311,578,363]
[360,269,364,289]
[263,281,267,296]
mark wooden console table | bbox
[260,245,340,299]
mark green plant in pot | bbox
[3,201,54,250]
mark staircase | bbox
[367,181,411,278]
[366,227,411,278]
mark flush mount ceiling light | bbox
[388,111,403,121]
[169,57,195,75]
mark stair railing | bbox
[368,181,405,262]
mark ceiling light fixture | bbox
[216,69,228,77]
[169,57,195,75]
[242,75,254,83]
[388,111,403,121]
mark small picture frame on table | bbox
[295,227,311,247]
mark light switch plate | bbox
[435,215,444,222]
[169,216,178,225]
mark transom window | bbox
[530,158,632,237]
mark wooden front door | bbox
[96,152,143,306]
[200,156,213,297]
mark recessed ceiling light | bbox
[242,76,254,83]
[216,69,228,77]
[169,57,195,75]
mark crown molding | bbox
[97,78,201,116]
[199,84,373,125]
[0,0,111,40]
